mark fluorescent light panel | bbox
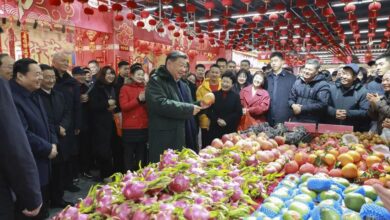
[345,28,386,35]
[332,0,381,7]
[340,16,389,24]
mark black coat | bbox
[288,73,330,123]
[327,82,370,131]
[89,81,116,159]
[0,79,41,218]
[9,80,55,186]
[79,83,92,132]
[207,90,243,140]
[265,70,297,126]
[37,89,72,161]
[115,75,125,112]
[54,69,81,156]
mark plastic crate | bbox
[317,124,353,134]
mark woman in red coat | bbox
[240,73,270,124]
[119,64,148,171]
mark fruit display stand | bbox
[53,123,389,220]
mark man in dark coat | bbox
[366,54,390,95]
[37,64,73,208]
[265,52,297,126]
[146,51,202,163]
[52,52,81,192]
[288,59,330,123]
[10,58,58,219]
[0,77,42,219]
[327,64,370,131]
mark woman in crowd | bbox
[240,73,270,124]
[185,73,197,101]
[88,66,117,182]
[207,71,243,140]
[232,69,251,93]
[368,72,390,134]
[119,64,148,171]
[357,67,368,85]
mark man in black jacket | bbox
[327,63,370,131]
[288,59,330,123]
[0,77,42,219]
[52,52,81,192]
[37,64,73,208]
[265,52,297,126]
[10,58,58,219]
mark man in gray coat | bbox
[146,51,202,163]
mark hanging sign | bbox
[8,28,15,59]
[21,31,31,58]
[115,56,121,73]
[119,44,129,51]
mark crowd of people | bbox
[1,50,390,219]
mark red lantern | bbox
[172,6,182,14]
[344,3,356,14]
[126,1,138,9]
[322,7,334,17]
[221,0,233,12]
[173,32,180,38]
[281,29,288,36]
[237,18,246,25]
[167,24,175,31]
[63,0,74,3]
[127,13,136,20]
[241,0,252,11]
[137,21,145,28]
[176,16,184,23]
[149,19,157,26]
[274,3,286,11]
[296,0,308,9]
[302,8,313,18]
[157,27,165,33]
[368,32,375,38]
[269,13,279,23]
[98,5,109,13]
[186,4,196,14]
[284,12,293,20]
[369,2,381,11]
[77,0,88,3]
[180,23,187,29]
[140,10,150,19]
[49,0,61,6]
[258,6,267,14]
[327,16,336,24]
[115,15,124,22]
[112,3,123,12]
[84,7,94,15]
[252,15,262,23]
[204,1,215,16]
[162,18,170,25]
[315,0,328,8]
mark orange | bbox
[307,154,317,164]
[337,153,354,167]
[355,147,367,155]
[294,152,308,166]
[323,154,336,166]
[366,155,382,168]
[328,148,340,157]
[373,152,385,160]
[342,163,358,179]
[347,151,361,163]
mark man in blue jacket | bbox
[288,59,330,123]
[0,77,42,219]
[265,52,297,126]
[327,63,370,131]
[9,58,58,219]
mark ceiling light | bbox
[332,0,381,7]
[345,28,386,35]
[144,5,172,11]
[188,18,219,24]
[340,16,389,24]
[231,10,285,19]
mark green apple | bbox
[272,188,290,200]
[319,199,337,207]
[342,212,362,220]
[364,197,373,204]
[282,180,297,189]
[362,185,378,201]
[264,196,285,209]
[300,186,317,200]
[344,193,366,212]
[319,191,341,202]
[301,173,313,183]
[262,202,281,215]
[376,200,384,207]
[282,210,302,220]
[320,207,341,220]
[344,184,360,194]
[293,194,313,203]
[288,201,310,217]
[333,177,350,188]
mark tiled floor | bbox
[48,177,97,219]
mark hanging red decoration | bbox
[162,18,170,25]
[344,3,356,14]
[149,19,157,26]
[204,1,215,16]
[186,4,196,13]
[63,0,74,3]
[368,2,381,11]
[280,29,288,36]
[327,16,336,24]
[296,0,308,9]
[180,23,187,29]
[269,13,279,22]
[167,24,175,31]
[140,10,150,19]
[274,3,286,11]
[240,0,252,11]
[237,17,246,25]
[252,15,262,23]
[221,0,233,13]
[315,0,328,9]
[77,0,88,3]
[98,5,109,13]
[257,6,267,14]
[322,7,334,17]
[157,27,165,33]
[137,21,145,28]
[368,32,375,38]
[84,7,94,15]
[126,0,138,9]
[126,13,136,20]
[112,3,123,12]
[173,32,180,38]
[49,0,61,6]
[302,8,313,18]
[284,12,293,20]
[115,15,124,22]
[175,16,184,23]
[172,6,182,14]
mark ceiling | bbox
[102,0,389,64]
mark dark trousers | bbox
[79,130,92,173]
[15,185,49,220]
[50,162,65,203]
[201,128,212,148]
[122,130,148,172]
[0,187,14,220]
[64,156,78,187]
[111,132,124,173]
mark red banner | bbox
[115,56,121,74]
[8,28,15,59]
[21,31,31,58]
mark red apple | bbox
[211,138,223,149]
[274,136,286,145]
[221,134,231,143]
[285,161,299,174]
